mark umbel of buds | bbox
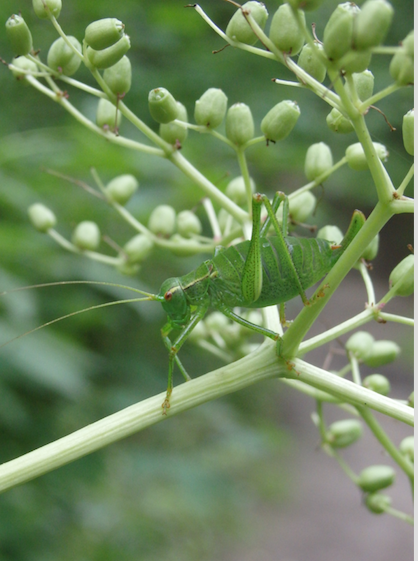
[5,14,33,56]
[32,0,62,20]
[194,88,228,129]
[269,4,305,56]
[225,1,268,45]
[47,37,82,76]
[148,88,179,124]
[261,100,300,143]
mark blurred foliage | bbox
[0,0,414,559]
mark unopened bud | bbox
[346,70,374,102]
[363,340,400,367]
[226,176,255,205]
[226,103,254,146]
[340,49,372,74]
[365,493,392,514]
[176,210,202,237]
[32,0,62,19]
[358,465,395,493]
[317,225,343,245]
[261,100,300,142]
[28,203,57,232]
[345,331,374,361]
[326,419,363,448]
[281,191,316,223]
[148,87,179,124]
[194,88,228,129]
[123,234,153,264]
[84,18,125,50]
[72,221,101,250]
[225,1,268,46]
[346,142,388,171]
[47,36,82,76]
[360,233,379,261]
[105,174,138,205]
[160,102,188,145]
[103,55,132,95]
[402,109,414,156]
[363,374,391,396]
[148,205,176,237]
[402,31,414,57]
[5,14,33,56]
[389,255,414,296]
[304,142,333,181]
[10,56,38,82]
[323,2,360,61]
[298,42,327,83]
[86,35,131,70]
[96,98,122,131]
[390,37,414,86]
[269,4,305,56]
[399,436,414,463]
[326,108,354,133]
[353,0,394,51]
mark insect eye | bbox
[164,291,172,301]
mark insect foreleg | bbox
[217,304,280,342]
[259,191,288,238]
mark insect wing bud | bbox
[297,43,327,83]
[6,15,33,56]
[226,176,255,205]
[345,331,374,361]
[317,225,343,245]
[326,419,363,448]
[269,4,305,56]
[360,233,379,261]
[261,100,300,142]
[399,436,414,463]
[226,103,254,146]
[103,55,132,95]
[105,174,138,205]
[123,234,154,264]
[323,2,360,61]
[148,205,176,237]
[225,1,268,46]
[96,98,122,131]
[28,203,57,232]
[47,36,82,76]
[304,142,333,181]
[402,109,414,156]
[148,88,179,124]
[363,340,400,368]
[194,88,228,129]
[362,374,391,396]
[365,493,392,514]
[353,0,394,51]
[86,35,131,70]
[160,102,188,145]
[72,221,101,250]
[345,142,388,171]
[389,254,414,296]
[358,465,396,493]
[32,0,62,19]
[84,18,125,50]
[176,210,202,238]
[326,108,354,134]
[10,56,38,82]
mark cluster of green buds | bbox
[84,18,130,70]
[147,204,202,241]
[345,331,400,368]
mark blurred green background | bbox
[0,1,413,560]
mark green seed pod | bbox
[32,0,62,19]
[148,205,176,237]
[122,234,153,264]
[103,55,132,95]
[388,254,414,296]
[362,374,391,396]
[402,31,414,57]
[105,174,138,205]
[353,0,394,51]
[345,331,374,361]
[47,36,82,76]
[408,391,414,408]
[72,221,101,251]
[340,49,372,74]
[225,1,269,46]
[399,436,414,463]
[389,50,414,86]
[5,14,33,56]
[287,0,326,11]
[84,18,125,50]
[298,42,327,83]
[260,100,301,143]
[326,419,363,448]
[96,98,122,131]
[226,103,254,146]
[346,70,374,102]
[402,109,414,156]
[326,108,354,134]
[226,176,255,206]
[86,35,131,70]
[28,203,57,232]
[10,56,38,82]
[304,142,333,181]
[148,87,179,124]
[323,2,360,61]
[358,465,395,493]
[365,492,392,514]
[176,210,202,237]
[159,101,188,145]
[345,142,388,171]
[363,340,400,368]
[361,233,379,261]
[269,4,305,56]
[288,191,316,223]
[194,88,228,129]
[317,225,343,245]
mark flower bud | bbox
[360,233,379,261]
[269,4,305,56]
[10,56,38,82]
[103,55,132,95]
[226,103,254,146]
[365,492,392,514]
[402,31,414,57]
[122,234,153,264]
[32,0,62,19]
[105,174,138,205]
[5,14,33,56]
[72,221,101,250]
[84,18,125,50]
[402,109,414,156]
[399,436,414,463]
[86,35,131,70]
[47,36,82,76]
[28,203,56,232]
[168,234,199,257]
[278,191,316,223]
[353,0,394,51]
[304,142,333,181]
[96,98,122,131]
[340,49,372,75]
[159,101,188,145]
[225,1,269,46]
[287,0,326,10]
[148,205,176,237]
[389,46,414,86]
[176,210,202,237]
[326,108,354,134]
[363,340,400,368]
[226,176,255,205]
[345,142,388,171]
[388,255,414,296]
[346,70,374,102]
[194,88,228,129]
[326,419,363,448]
[358,465,395,493]
[317,225,343,245]
[323,2,360,61]
[148,87,179,124]
[362,374,391,396]
[261,100,300,143]
[298,42,327,83]
[345,331,374,361]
